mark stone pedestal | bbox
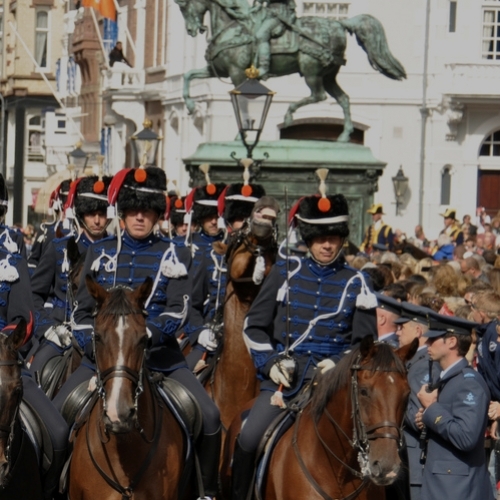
[184,139,386,246]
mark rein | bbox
[87,306,163,499]
[292,355,404,500]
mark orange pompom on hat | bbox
[191,164,226,224]
[73,175,113,220]
[290,168,350,242]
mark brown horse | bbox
[207,221,277,430]
[222,336,417,499]
[69,277,185,500]
[0,320,43,500]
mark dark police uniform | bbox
[0,245,68,499]
[421,358,492,500]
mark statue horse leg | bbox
[323,70,354,142]
[284,72,327,128]
[183,65,215,114]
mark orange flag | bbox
[82,0,116,21]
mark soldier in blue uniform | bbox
[54,166,221,500]
[28,178,72,274]
[0,242,68,499]
[438,208,464,246]
[416,312,493,500]
[29,175,113,378]
[394,302,440,500]
[230,177,378,499]
[0,173,26,258]
[182,168,226,367]
[167,194,188,238]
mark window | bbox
[449,1,457,32]
[27,114,43,161]
[441,166,451,205]
[35,10,49,68]
[302,2,348,19]
[480,130,500,156]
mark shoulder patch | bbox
[463,392,477,405]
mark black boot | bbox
[197,427,221,498]
[43,448,67,500]
[231,440,256,500]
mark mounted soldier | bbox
[252,0,297,78]
[53,166,221,500]
[230,170,377,498]
[28,178,72,274]
[359,203,394,253]
[29,174,113,387]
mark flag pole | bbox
[8,21,85,141]
[111,0,137,58]
[90,8,111,70]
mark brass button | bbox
[447,470,451,474]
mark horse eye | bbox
[94,333,102,343]
[360,388,369,397]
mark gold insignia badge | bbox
[435,416,442,424]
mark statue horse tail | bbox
[339,14,406,80]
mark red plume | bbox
[64,178,83,211]
[107,168,132,206]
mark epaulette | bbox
[463,372,476,378]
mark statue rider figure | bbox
[252,0,296,79]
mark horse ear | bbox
[85,274,108,308]
[4,319,27,351]
[359,334,375,358]
[396,338,419,363]
[133,277,153,309]
[67,236,81,267]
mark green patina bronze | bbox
[184,140,386,244]
[174,0,406,142]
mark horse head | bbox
[86,276,153,434]
[353,335,417,486]
[174,0,208,37]
[0,321,25,486]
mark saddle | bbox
[38,348,73,400]
[19,399,54,475]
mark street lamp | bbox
[392,165,409,215]
[67,142,89,178]
[229,67,275,159]
[130,119,162,167]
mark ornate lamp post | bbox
[67,142,89,178]
[229,68,275,159]
[392,165,409,215]
[130,119,162,167]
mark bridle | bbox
[0,358,23,489]
[292,353,405,500]
[88,299,163,499]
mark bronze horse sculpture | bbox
[209,218,277,430]
[69,277,186,500]
[174,0,406,141]
[221,336,417,499]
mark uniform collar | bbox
[305,256,345,276]
[123,230,159,248]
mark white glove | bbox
[197,328,218,352]
[45,324,72,348]
[269,357,297,388]
[317,358,336,374]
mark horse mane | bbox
[99,286,141,318]
[310,342,406,421]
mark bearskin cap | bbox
[74,176,113,219]
[296,193,350,242]
[222,183,266,223]
[192,183,226,224]
[0,174,7,205]
[58,179,72,209]
[117,167,167,216]
[169,195,186,227]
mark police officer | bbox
[231,176,377,499]
[359,203,394,253]
[394,302,440,500]
[375,292,402,348]
[439,208,464,245]
[0,173,26,257]
[55,166,221,500]
[28,178,72,273]
[0,239,68,499]
[29,175,113,381]
[416,312,493,500]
